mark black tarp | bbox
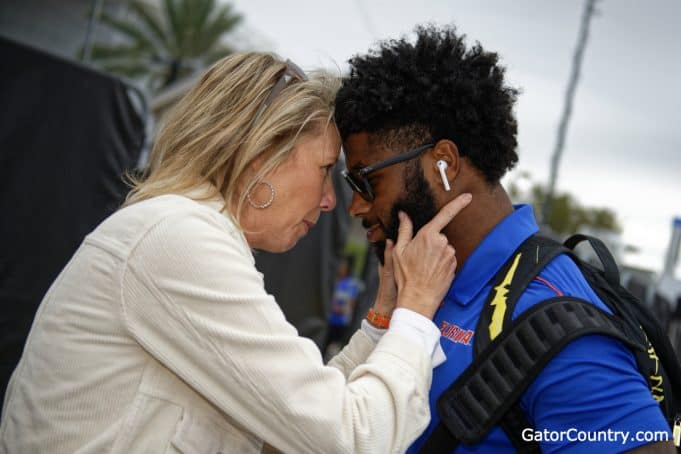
[0,37,146,398]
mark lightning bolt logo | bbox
[489,253,522,340]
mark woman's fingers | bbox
[383,239,394,275]
[374,239,398,314]
[395,211,413,252]
[391,193,472,319]
[421,193,472,235]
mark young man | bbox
[335,25,674,452]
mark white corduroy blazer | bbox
[0,193,433,454]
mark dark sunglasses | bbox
[341,143,434,201]
[253,59,308,124]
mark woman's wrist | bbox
[396,290,438,320]
[371,301,394,316]
[366,307,391,329]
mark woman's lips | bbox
[303,220,315,234]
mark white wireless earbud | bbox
[436,160,451,191]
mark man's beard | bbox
[374,162,438,265]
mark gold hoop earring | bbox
[247,181,276,209]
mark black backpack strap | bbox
[420,424,460,454]
[419,298,644,453]
[477,235,566,452]
[500,405,538,453]
[563,234,620,287]
[474,235,567,355]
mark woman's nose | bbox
[320,178,336,212]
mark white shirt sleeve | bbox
[360,318,386,343]
[361,308,446,367]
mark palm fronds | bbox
[85,0,242,92]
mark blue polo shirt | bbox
[408,205,671,453]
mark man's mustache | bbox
[362,218,387,231]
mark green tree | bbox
[507,172,621,235]
[87,0,242,91]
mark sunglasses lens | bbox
[342,171,374,201]
[359,181,374,201]
[341,171,360,192]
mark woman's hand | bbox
[392,193,472,319]
[372,239,398,316]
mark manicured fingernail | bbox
[463,193,472,201]
[398,211,405,221]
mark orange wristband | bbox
[366,308,391,329]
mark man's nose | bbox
[348,191,372,218]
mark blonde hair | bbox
[124,52,340,228]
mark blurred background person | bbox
[324,255,364,357]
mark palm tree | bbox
[87,0,242,91]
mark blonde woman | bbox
[0,53,470,453]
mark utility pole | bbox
[542,0,599,224]
[82,0,104,63]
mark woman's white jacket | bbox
[0,194,433,454]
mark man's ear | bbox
[427,140,461,191]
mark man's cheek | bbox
[383,211,400,241]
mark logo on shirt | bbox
[489,252,523,340]
[439,321,474,345]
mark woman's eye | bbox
[322,164,334,176]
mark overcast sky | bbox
[226,0,681,273]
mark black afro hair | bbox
[335,25,520,183]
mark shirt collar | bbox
[446,204,539,305]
